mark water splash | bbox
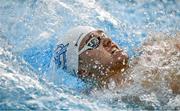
[0,0,180,110]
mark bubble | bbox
[93,65,97,69]
[118,57,121,60]
[38,67,41,71]
[108,79,116,90]
[95,60,100,64]
[123,59,126,65]
[92,74,95,77]
[121,68,125,72]
[85,51,89,54]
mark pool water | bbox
[0,0,180,110]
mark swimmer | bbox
[54,26,180,94]
[54,26,128,88]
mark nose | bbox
[102,38,112,47]
[102,38,119,49]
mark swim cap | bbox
[54,26,96,75]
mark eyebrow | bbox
[85,30,105,44]
[85,33,94,44]
[96,30,104,34]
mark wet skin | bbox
[78,30,129,86]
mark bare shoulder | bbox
[129,31,180,94]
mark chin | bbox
[113,51,128,62]
[111,51,128,70]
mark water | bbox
[0,0,180,110]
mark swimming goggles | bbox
[79,34,101,55]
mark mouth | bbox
[111,46,128,63]
[111,46,120,54]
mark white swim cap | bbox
[54,26,96,75]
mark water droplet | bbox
[121,68,125,72]
[93,65,97,69]
[123,59,126,65]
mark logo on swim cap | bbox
[54,43,69,70]
[55,26,96,74]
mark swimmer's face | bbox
[78,30,129,83]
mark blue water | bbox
[0,0,180,110]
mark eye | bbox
[87,37,100,48]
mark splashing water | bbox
[0,0,180,110]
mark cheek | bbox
[88,49,112,64]
[80,50,112,68]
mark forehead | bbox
[90,30,104,35]
[83,30,105,42]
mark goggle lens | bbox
[87,37,100,48]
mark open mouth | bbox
[111,47,120,54]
